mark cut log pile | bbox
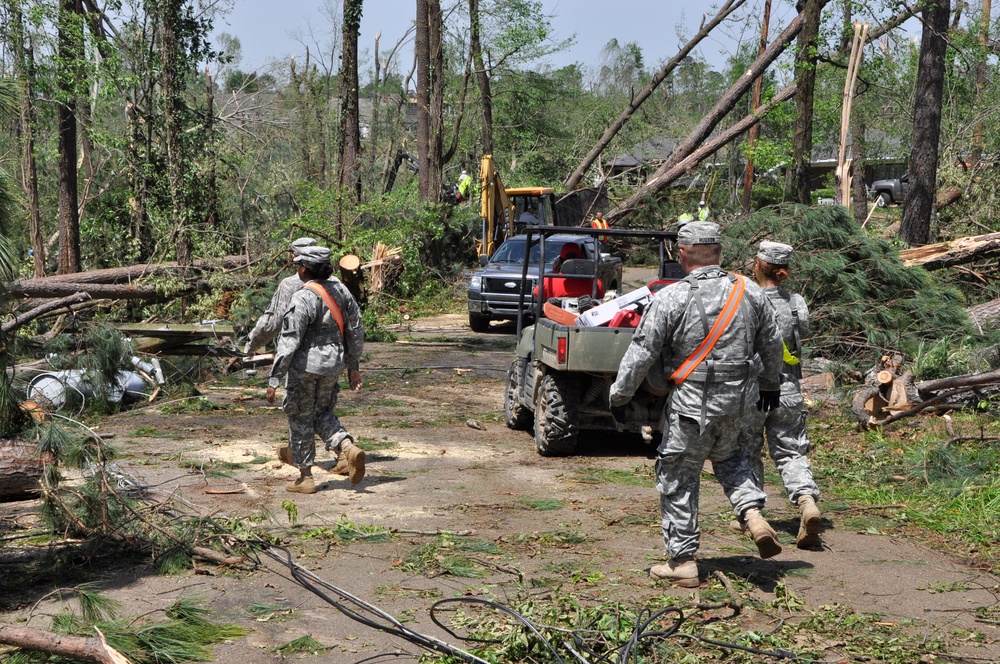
[852,359,1000,429]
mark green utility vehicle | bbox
[503,226,682,455]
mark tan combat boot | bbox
[331,453,349,476]
[649,556,699,587]
[286,475,317,494]
[796,495,822,549]
[743,508,782,559]
[344,444,366,485]
[277,445,292,466]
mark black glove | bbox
[610,404,629,424]
[756,390,780,412]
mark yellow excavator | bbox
[477,154,562,260]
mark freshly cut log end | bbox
[0,439,47,501]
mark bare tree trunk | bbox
[337,0,364,232]
[415,0,444,201]
[787,0,825,204]
[468,0,493,154]
[565,0,746,192]
[972,0,991,163]
[606,12,805,223]
[204,68,218,229]
[11,4,46,278]
[161,0,191,267]
[900,0,950,247]
[415,0,432,200]
[742,0,770,213]
[57,0,82,274]
[851,120,869,223]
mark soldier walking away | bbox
[266,246,366,493]
[741,241,822,549]
[245,237,316,355]
[609,221,785,587]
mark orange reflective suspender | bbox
[303,282,345,339]
[668,275,746,385]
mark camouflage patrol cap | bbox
[292,245,331,264]
[676,221,721,245]
[290,237,318,255]
[756,241,793,265]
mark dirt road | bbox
[2,311,998,662]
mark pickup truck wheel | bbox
[469,312,491,333]
[876,192,891,208]
[534,373,580,456]
[504,360,532,430]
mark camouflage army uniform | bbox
[743,286,819,503]
[246,275,304,354]
[269,278,364,469]
[610,266,783,560]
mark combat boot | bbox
[649,556,699,587]
[796,495,822,549]
[277,445,292,466]
[286,476,317,494]
[344,444,366,485]
[743,508,782,559]
[331,454,349,476]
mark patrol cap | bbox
[293,246,331,264]
[290,237,318,255]
[676,221,721,245]
[757,241,793,265]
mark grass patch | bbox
[159,397,229,414]
[401,534,497,578]
[247,603,296,622]
[513,531,587,546]
[519,497,563,511]
[356,437,399,452]
[129,426,174,438]
[276,635,329,655]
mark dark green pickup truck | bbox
[502,226,681,455]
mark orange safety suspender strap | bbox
[668,275,746,386]
[303,282,345,339]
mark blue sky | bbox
[212,0,791,77]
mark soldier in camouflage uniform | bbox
[742,241,822,548]
[246,237,316,355]
[609,221,785,587]
[266,246,366,494]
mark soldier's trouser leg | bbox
[741,407,767,491]
[656,413,710,559]
[282,371,322,469]
[706,416,769,518]
[310,374,353,452]
[766,392,819,503]
[656,413,764,558]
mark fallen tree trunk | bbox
[1,292,92,334]
[0,439,49,500]
[607,11,806,223]
[564,0,746,190]
[853,367,1000,428]
[967,298,1000,330]
[5,281,198,300]
[0,623,130,664]
[915,367,1000,395]
[32,255,251,285]
[898,232,1000,269]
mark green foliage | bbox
[723,205,992,372]
[277,635,328,655]
[402,534,497,578]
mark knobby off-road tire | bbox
[469,312,491,333]
[534,372,580,456]
[505,360,532,430]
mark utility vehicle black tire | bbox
[504,360,532,430]
[534,372,580,456]
[876,192,891,208]
[469,312,491,333]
